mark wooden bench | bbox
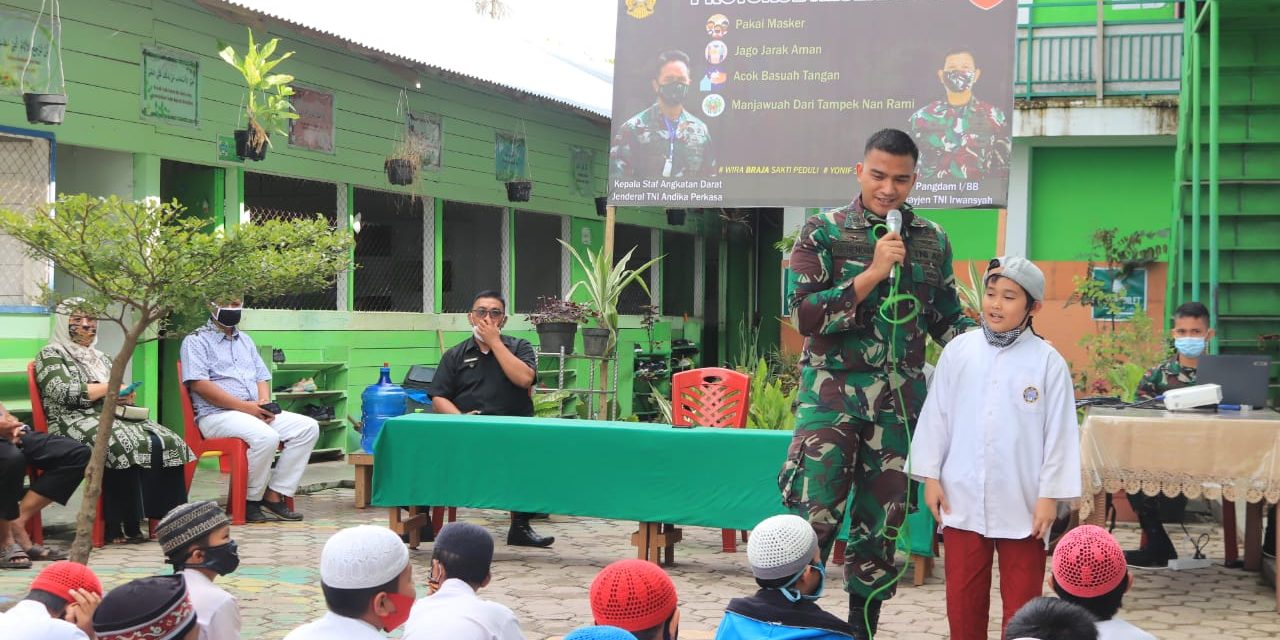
[347,453,374,508]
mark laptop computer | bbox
[1196,354,1273,408]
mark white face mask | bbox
[472,326,485,344]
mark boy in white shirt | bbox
[286,525,416,639]
[910,256,1081,640]
[403,522,525,640]
[1052,525,1156,640]
[156,500,242,640]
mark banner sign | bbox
[609,0,1017,208]
[1090,267,1148,321]
[495,131,527,182]
[571,146,597,196]
[0,8,53,96]
[288,85,335,153]
[142,47,199,126]
[407,110,443,171]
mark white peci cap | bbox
[747,515,819,580]
[320,525,409,589]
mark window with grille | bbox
[353,188,425,312]
[244,173,338,310]
[441,201,504,313]
[513,211,563,313]
[0,133,51,307]
[662,231,696,316]
[616,223,654,315]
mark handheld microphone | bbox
[885,209,902,285]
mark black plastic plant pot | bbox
[536,322,578,356]
[667,209,686,226]
[23,93,66,125]
[234,129,267,161]
[385,158,416,185]
[582,328,612,357]
[506,180,532,202]
[595,196,608,217]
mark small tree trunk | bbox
[67,325,145,564]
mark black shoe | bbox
[528,512,550,519]
[245,502,269,523]
[262,499,304,521]
[848,595,882,640]
[507,520,554,547]
[1125,545,1177,567]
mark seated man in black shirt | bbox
[429,290,554,548]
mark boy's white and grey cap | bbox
[985,255,1046,302]
[746,514,819,580]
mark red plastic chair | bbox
[178,361,291,525]
[27,361,108,548]
[671,367,752,551]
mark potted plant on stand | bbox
[218,29,299,161]
[528,296,587,356]
[560,239,663,418]
[20,0,67,125]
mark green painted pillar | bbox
[131,153,162,412]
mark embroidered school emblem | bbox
[1023,386,1040,404]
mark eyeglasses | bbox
[471,309,505,319]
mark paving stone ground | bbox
[2,468,1277,639]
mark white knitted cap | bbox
[747,515,819,580]
[320,525,409,589]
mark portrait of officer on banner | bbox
[908,47,1011,182]
[609,49,716,180]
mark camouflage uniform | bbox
[908,98,1011,181]
[779,197,973,601]
[1136,358,1195,400]
[609,104,713,179]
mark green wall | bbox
[1028,0,1177,25]
[1029,146,1174,261]
[925,209,1000,261]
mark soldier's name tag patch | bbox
[831,240,864,260]
[1023,386,1040,404]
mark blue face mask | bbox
[1174,337,1207,359]
[779,562,826,603]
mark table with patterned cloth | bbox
[1080,407,1280,611]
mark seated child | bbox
[715,514,851,639]
[1006,597,1098,640]
[1051,525,1156,640]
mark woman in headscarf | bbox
[35,300,193,543]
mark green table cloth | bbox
[371,413,792,530]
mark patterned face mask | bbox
[981,315,1025,348]
[944,69,976,93]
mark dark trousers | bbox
[1126,491,1186,552]
[102,433,187,537]
[0,432,90,520]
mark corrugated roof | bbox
[203,0,613,121]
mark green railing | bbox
[1015,0,1184,99]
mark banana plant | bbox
[218,29,299,153]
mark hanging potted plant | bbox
[498,127,532,202]
[20,0,67,125]
[527,296,587,356]
[218,29,299,161]
[385,138,420,186]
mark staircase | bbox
[1173,0,1280,402]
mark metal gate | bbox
[0,131,52,307]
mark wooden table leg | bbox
[1224,499,1240,566]
[1245,502,1264,572]
[388,506,429,550]
[661,524,683,567]
[1274,504,1279,613]
[631,522,660,562]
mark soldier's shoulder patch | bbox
[1023,386,1040,404]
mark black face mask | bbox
[657,81,689,106]
[212,307,242,327]
[191,540,240,576]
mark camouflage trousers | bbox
[778,403,911,601]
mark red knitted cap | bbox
[1052,525,1127,598]
[30,561,103,601]
[589,559,678,632]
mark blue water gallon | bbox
[360,362,407,453]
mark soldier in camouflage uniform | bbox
[908,49,1011,181]
[1128,301,1217,566]
[779,129,973,638]
[610,50,713,179]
